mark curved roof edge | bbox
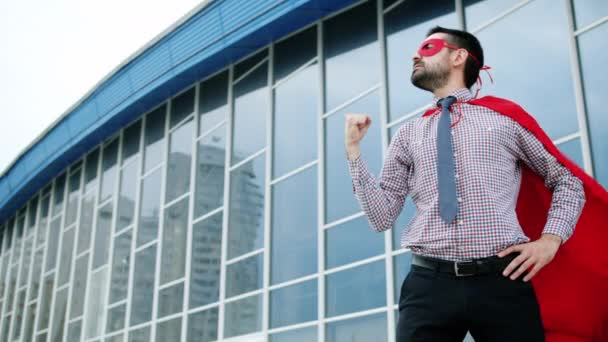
[0,0,359,222]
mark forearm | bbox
[542,168,585,243]
[348,154,407,232]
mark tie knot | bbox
[438,96,457,109]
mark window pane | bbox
[144,105,167,172]
[93,203,113,269]
[24,302,37,342]
[324,0,379,111]
[137,169,162,246]
[166,119,194,203]
[273,62,318,178]
[270,279,317,328]
[171,87,195,128]
[226,253,263,298]
[578,23,608,188]
[100,139,119,202]
[37,196,50,245]
[385,0,457,122]
[161,198,189,284]
[107,303,126,333]
[117,158,139,231]
[158,282,184,318]
[109,230,131,303]
[50,287,68,342]
[234,50,267,80]
[270,326,317,342]
[13,290,26,340]
[274,26,317,83]
[37,274,54,331]
[326,260,386,317]
[224,294,262,338]
[325,91,381,223]
[85,148,100,193]
[27,196,39,234]
[4,266,16,311]
[128,326,150,342]
[53,173,67,216]
[57,228,75,286]
[326,312,387,342]
[85,268,109,339]
[19,238,32,287]
[194,124,226,219]
[232,63,268,165]
[70,254,89,319]
[122,120,142,166]
[228,153,266,258]
[476,0,577,139]
[0,316,9,342]
[464,0,522,30]
[67,320,82,342]
[393,252,412,305]
[557,138,584,169]
[199,71,228,136]
[29,249,44,301]
[187,307,219,342]
[190,212,222,309]
[46,217,62,271]
[78,192,95,253]
[573,0,608,29]
[130,245,156,326]
[326,216,384,269]
[271,166,317,284]
[156,317,181,342]
[66,169,82,227]
[106,334,125,342]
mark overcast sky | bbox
[0,0,204,174]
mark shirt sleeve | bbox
[514,124,586,243]
[346,126,412,232]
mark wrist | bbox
[346,144,361,160]
[541,233,562,247]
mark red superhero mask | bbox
[416,38,492,98]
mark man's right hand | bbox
[344,113,371,160]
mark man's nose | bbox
[412,54,421,64]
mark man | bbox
[344,26,608,341]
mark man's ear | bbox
[452,49,468,67]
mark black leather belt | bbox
[411,253,517,277]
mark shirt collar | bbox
[432,88,473,109]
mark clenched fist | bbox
[344,113,371,160]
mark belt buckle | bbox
[454,262,474,277]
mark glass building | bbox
[0,0,606,341]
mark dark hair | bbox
[427,26,484,88]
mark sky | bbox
[0,0,205,174]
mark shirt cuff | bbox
[542,218,573,244]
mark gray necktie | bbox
[437,96,458,223]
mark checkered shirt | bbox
[347,88,586,261]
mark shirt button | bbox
[457,197,462,203]
[455,173,459,179]
[458,220,464,225]
[454,153,458,158]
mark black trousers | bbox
[396,263,545,342]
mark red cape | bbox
[423,96,608,341]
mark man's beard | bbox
[410,64,450,91]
